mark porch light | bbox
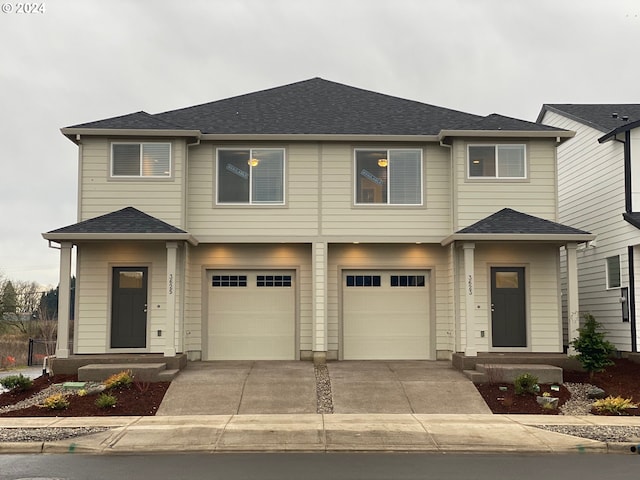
[248,158,259,167]
[377,158,388,167]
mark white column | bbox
[164,241,178,357]
[566,243,580,355]
[463,242,477,356]
[312,242,328,363]
[56,242,72,359]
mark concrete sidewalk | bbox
[1,414,638,454]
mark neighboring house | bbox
[43,78,593,364]
[538,104,640,352]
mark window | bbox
[212,275,247,287]
[346,275,381,287]
[390,275,425,287]
[217,148,285,204]
[355,149,422,205]
[111,143,171,177]
[468,144,526,179]
[606,256,621,289]
[257,275,292,287]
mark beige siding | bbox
[185,244,313,357]
[327,244,452,358]
[74,242,170,354]
[79,137,186,228]
[459,243,562,353]
[542,110,639,350]
[453,138,558,230]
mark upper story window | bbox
[606,255,621,289]
[468,144,526,179]
[217,148,285,205]
[111,143,171,178]
[355,149,422,205]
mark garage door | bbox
[342,270,430,360]
[207,270,295,360]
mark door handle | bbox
[491,303,495,312]
[143,303,148,313]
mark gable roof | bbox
[42,207,197,245]
[441,208,594,246]
[538,104,640,133]
[63,78,570,141]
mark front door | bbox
[491,267,526,347]
[111,267,148,349]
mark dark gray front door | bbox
[111,267,148,348]
[491,267,526,347]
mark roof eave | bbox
[437,129,575,141]
[440,232,595,247]
[198,133,441,142]
[61,128,202,144]
[598,119,640,143]
[42,232,199,246]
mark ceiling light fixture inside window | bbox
[377,158,388,167]
[248,158,259,167]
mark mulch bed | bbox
[0,374,169,417]
[475,358,640,416]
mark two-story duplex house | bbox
[538,105,640,353]
[43,78,593,366]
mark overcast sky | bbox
[1,0,639,287]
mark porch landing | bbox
[50,353,187,382]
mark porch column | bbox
[164,241,178,357]
[312,242,328,363]
[566,242,580,354]
[463,242,477,356]
[56,242,72,359]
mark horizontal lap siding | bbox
[79,138,185,227]
[453,139,558,230]
[471,244,562,352]
[542,111,639,350]
[75,243,167,354]
[187,143,319,237]
[327,244,452,355]
[184,244,312,354]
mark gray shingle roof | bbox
[67,78,563,136]
[457,208,591,235]
[47,207,187,234]
[538,104,640,133]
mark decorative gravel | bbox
[535,425,640,443]
[314,364,333,413]
[0,426,110,443]
[559,382,598,416]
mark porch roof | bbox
[42,207,198,245]
[441,208,594,246]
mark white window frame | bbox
[216,148,286,205]
[605,255,621,289]
[353,148,423,206]
[467,144,527,179]
[111,142,172,178]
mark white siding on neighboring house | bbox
[78,138,187,228]
[452,138,559,230]
[631,129,640,211]
[542,110,640,350]
[74,242,171,354]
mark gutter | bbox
[440,232,596,247]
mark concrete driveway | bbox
[156,360,491,416]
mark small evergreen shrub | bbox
[42,393,69,410]
[104,370,133,389]
[570,313,615,380]
[514,373,539,395]
[593,396,637,415]
[0,374,33,392]
[95,393,117,409]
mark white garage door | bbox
[207,270,295,360]
[343,270,430,360]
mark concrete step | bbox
[77,363,168,383]
[463,369,487,383]
[156,369,180,382]
[473,363,563,384]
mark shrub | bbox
[42,393,69,410]
[514,373,539,395]
[104,370,134,389]
[0,374,33,392]
[593,396,637,415]
[570,313,615,381]
[95,393,117,409]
